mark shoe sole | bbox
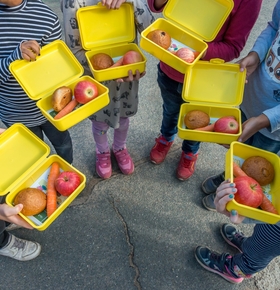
[194,247,243,284]
[119,163,135,175]
[150,156,164,165]
[201,196,217,212]
[220,225,242,252]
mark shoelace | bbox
[12,238,26,250]
[232,231,245,244]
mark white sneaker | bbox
[5,223,22,231]
[0,234,41,261]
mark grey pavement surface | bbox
[1,1,279,289]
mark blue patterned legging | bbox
[228,224,280,277]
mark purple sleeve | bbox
[203,0,262,62]
[147,0,164,13]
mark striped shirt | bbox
[0,0,62,127]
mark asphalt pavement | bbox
[1,1,279,289]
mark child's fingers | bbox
[20,40,40,61]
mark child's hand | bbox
[116,69,146,83]
[0,203,33,229]
[237,51,260,82]
[214,180,245,224]
[101,0,126,9]
[20,40,41,61]
[0,128,6,135]
[238,114,270,143]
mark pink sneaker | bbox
[96,150,112,179]
[113,148,134,175]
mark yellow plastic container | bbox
[0,124,86,230]
[140,0,234,73]
[77,3,147,82]
[9,40,110,131]
[225,142,280,224]
[178,59,246,144]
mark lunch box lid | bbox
[0,124,50,196]
[9,40,84,101]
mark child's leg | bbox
[112,117,129,152]
[92,120,112,179]
[40,121,73,164]
[228,224,280,277]
[112,117,134,175]
[92,120,110,153]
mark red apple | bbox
[55,171,81,196]
[74,80,98,104]
[122,51,143,65]
[214,116,239,134]
[234,176,263,208]
[176,48,195,63]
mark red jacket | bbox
[147,0,263,82]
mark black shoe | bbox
[220,224,246,253]
[201,172,225,194]
[194,246,244,284]
[201,193,216,211]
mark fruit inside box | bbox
[146,28,200,64]
[11,162,82,226]
[231,155,278,215]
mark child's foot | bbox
[150,135,173,164]
[176,151,198,181]
[113,148,134,175]
[96,150,112,179]
[194,246,245,284]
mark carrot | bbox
[54,99,78,120]
[193,51,200,58]
[260,194,278,214]
[46,162,60,217]
[233,161,248,178]
[110,56,124,68]
[195,123,215,131]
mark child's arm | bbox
[238,51,260,81]
[203,0,262,62]
[0,203,33,229]
[238,114,270,144]
[147,0,167,12]
[0,128,5,134]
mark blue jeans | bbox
[157,64,200,154]
[3,120,73,164]
[241,110,280,153]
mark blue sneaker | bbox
[201,193,216,211]
[195,246,244,284]
[201,172,225,194]
[220,224,246,253]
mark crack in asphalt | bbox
[109,196,142,290]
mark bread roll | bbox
[90,53,114,70]
[52,86,72,112]
[242,156,275,186]
[147,29,171,50]
[184,110,210,129]
[14,188,47,216]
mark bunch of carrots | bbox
[233,161,278,214]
